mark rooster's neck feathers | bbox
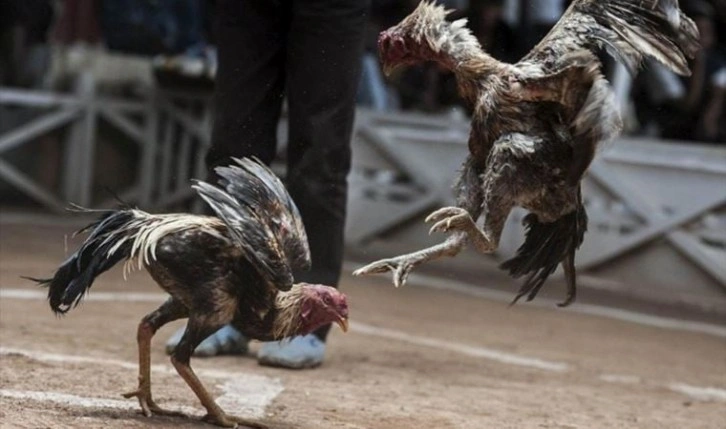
[410,1,503,97]
[97,211,226,277]
[272,284,305,338]
[433,21,501,73]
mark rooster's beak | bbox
[335,316,349,333]
[382,63,398,78]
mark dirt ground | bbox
[1,223,725,429]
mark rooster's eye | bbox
[323,295,332,304]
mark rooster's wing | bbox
[512,0,698,185]
[521,0,699,76]
[193,157,311,292]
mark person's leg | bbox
[204,0,288,173]
[167,0,289,357]
[286,0,370,315]
[258,0,370,368]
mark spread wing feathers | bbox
[216,158,311,270]
[193,157,311,292]
[522,0,699,76]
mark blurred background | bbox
[1,0,725,318]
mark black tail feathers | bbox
[500,202,588,306]
[24,208,137,315]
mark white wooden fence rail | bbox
[1,86,724,301]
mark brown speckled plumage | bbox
[29,157,348,428]
[356,0,699,306]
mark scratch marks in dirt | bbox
[352,322,569,372]
[0,347,284,418]
[0,389,199,415]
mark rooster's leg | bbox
[123,298,187,417]
[425,207,496,252]
[355,200,513,287]
[426,190,513,256]
[171,314,267,429]
[353,232,467,287]
[426,155,516,254]
[353,157,487,287]
[558,249,577,307]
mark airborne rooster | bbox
[28,158,349,428]
[355,0,699,306]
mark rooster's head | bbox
[275,284,349,338]
[378,0,480,76]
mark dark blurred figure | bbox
[708,0,726,54]
[0,0,58,204]
[52,0,101,48]
[0,0,55,87]
[633,0,726,142]
[100,0,206,56]
[682,0,726,142]
[501,0,565,60]
[357,0,415,110]
[393,1,468,112]
[469,0,515,62]
[96,0,218,88]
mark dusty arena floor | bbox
[1,223,725,429]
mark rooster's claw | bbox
[202,412,268,428]
[353,257,415,287]
[425,207,475,235]
[122,388,185,418]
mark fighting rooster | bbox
[355,0,698,306]
[28,158,349,428]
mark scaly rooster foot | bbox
[425,207,476,235]
[201,412,268,429]
[122,388,185,418]
[557,289,576,308]
[352,256,417,287]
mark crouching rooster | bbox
[27,157,349,428]
[355,0,699,306]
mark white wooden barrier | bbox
[1,87,724,303]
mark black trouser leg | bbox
[285,0,370,341]
[207,0,369,342]
[205,0,287,172]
